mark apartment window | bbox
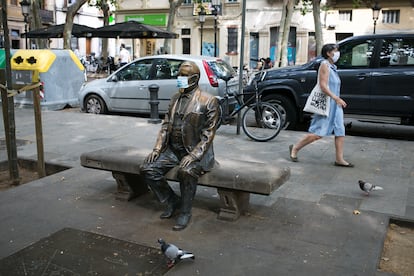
[382,10,400,24]
[227,27,238,55]
[336,33,353,42]
[182,38,191,54]
[181,28,191,35]
[181,28,191,54]
[11,29,20,38]
[183,0,191,4]
[227,0,238,2]
[339,10,352,21]
[12,40,20,49]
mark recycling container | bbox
[10,49,85,110]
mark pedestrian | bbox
[264,57,273,69]
[118,43,131,67]
[140,61,220,231]
[73,48,81,59]
[289,43,353,167]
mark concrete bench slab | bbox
[80,146,290,221]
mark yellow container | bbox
[11,49,85,110]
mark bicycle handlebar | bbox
[250,58,266,63]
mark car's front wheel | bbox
[85,94,107,114]
[263,94,297,130]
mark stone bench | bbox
[80,146,290,221]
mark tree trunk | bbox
[31,0,47,48]
[163,0,183,54]
[313,0,323,56]
[275,0,287,68]
[101,3,110,59]
[1,0,20,184]
[280,0,294,67]
[63,0,88,49]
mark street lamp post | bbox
[20,0,31,49]
[199,7,206,55]
[372,2,381,34]
[211,0,221,57]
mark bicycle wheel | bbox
[242,102,282,142]
[216,99,235,129]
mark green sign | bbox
[125,14,167,27]
[0,49,6,69]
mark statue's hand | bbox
[145,150,160,163]
[180,155,195,168]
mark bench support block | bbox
[112,172,149,201]
[217,188,250,221]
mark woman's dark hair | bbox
[321,43,338,59]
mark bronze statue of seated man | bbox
[140,61,220,231]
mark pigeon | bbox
[158,238,195,268]
[358,180,383,195]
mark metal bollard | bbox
[148,84,162,124]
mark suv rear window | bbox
[379,38,414,67]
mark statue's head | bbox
[177,61,200,93]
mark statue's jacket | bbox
[153,87,219,172]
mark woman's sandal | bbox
[334,161,354,168]
[289,145,298,162]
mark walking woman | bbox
[289,43,353,167]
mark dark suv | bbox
[245,33,414,129]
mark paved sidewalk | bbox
[0,107,413,275]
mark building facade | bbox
[1,0,54,49]
[3,0,413,68]
[1,0,102,57]
[114,0,414,69]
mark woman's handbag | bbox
[303,83,330,117]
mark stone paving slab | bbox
[0,168,390,275]
[0,107,413,275]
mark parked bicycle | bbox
[216,60,282,142]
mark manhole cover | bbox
[0,228,169,275]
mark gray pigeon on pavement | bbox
[358,180,383,195]
[158,238,195,268]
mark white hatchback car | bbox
[79,54,239,114]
